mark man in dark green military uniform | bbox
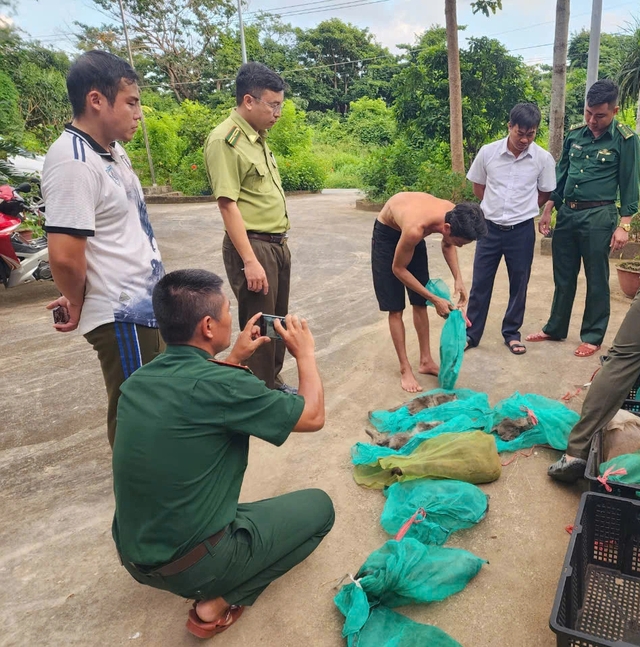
[112,269,333,639]
[204,62,294,392]
[527,80,640,357]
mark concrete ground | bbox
[0,189,633,647]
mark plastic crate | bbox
[585,430,640,500]
[550,492,640,646]
[622,372,640,414]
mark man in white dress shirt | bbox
[465,103,556,355]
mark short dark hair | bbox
[235,62,285,106]
[67,50,139,118]
[586,79,618,108]
[445,202,487,241]
[509,102,541,130]
[152,269,225,344]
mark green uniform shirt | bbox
[551,119,640,216]
[204,110,289,234]
[112,345,305,566]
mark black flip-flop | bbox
[505,340,526,355]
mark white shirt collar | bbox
[500,136,533,160]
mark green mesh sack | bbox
[599,452,640,490]
[381,480,488,544]
[425,279,466,390]
[353,413,485,467]
[368,388,492,435]
[335,603,462,647]
[354,430,501,489]
[491,392,579,453]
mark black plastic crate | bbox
[622,372,640,414]
[585,430,640,500]
[550,492,640,646]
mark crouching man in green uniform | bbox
[111,269,334,639]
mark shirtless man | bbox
[371,192,486,392]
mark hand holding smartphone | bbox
[259,314,287,340]
[52,305,70,325]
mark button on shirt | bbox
[204,110,289,234]
[467,138,556,226]
[550,119,640,216]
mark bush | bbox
[417,163,476,203]
[277,150,326,192]
[268,100,312,157]
[170,148,211,196]
[346,97,395,147]
[0,71,24,145]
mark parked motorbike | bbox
[0,182,51,288]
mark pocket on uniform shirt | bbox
[245,163,270,192]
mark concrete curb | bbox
[355,199,383,213]
[144,190,321,204]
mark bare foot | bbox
[400,368,422,393]
[418,361,439,376]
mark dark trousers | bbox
[567,289,640,460]
[543,203,617,345]
[223,233,291,389]
[123,489,335,606]
[466,218,535,346]
[84,322,165,448]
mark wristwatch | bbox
[619,222,631,232]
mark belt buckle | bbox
[568,201,578,210]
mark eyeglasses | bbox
[250,95,283,114]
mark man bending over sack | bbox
[549,288,640,482]
[111,269,334,639]
[371,191,487,393]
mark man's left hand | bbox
[454,280,468,308]
[610,227,629,253]
[226,312,271,364]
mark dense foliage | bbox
[1,6,637,202]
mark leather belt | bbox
[247,231,288,245]
[566,200,614,210]
[487,219,532,231]
[130,527,227,577]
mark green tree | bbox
[617,22,640,132]
[0,70,24,145]
[394,28,535,159]
[345,97,395,146]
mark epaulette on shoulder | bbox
[569,123,586,131]
[225,126,242,147]
[617,122,635,140]
[207,358,252,373]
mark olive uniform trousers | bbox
[567,289,640,460]
[122,488,335,606]
[543,203,617,345]
[223,233,291,389]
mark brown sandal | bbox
[186,603,245,639]
[574,342,601,358]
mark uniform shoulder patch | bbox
[617,122,635,140]
[225,127,242,147]
[207,358,252,373]
[569,123,586,131]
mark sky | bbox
[4,0,639,65]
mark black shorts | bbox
[371,220,429,312]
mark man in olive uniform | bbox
[527,80,640,357]
[112,269,333,639]
[204,62,294,392]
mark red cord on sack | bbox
[561,388,582,402]
[597,466,628,493]
[395,507,427,541]
[501,445,538,466]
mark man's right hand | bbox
[275,314,315,360]
[538,204,553,236]
[432,297,454,319]
[46,296,82,332]
[244,259,269,295]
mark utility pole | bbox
[237,0,247,64]
[585,0,603,96]
[117,0,156,186]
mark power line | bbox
[248,0,390,18]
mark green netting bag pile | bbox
[425,279,467,390]
[380,480,489,544]
[368,388,492,435]
[490,392,579,452]
[599,452,640,491]
[334,538,484,645]
[354,430,502,489]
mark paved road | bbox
[0,190,629,646]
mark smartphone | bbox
[259,314,286,340]
[52,305,70,324]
